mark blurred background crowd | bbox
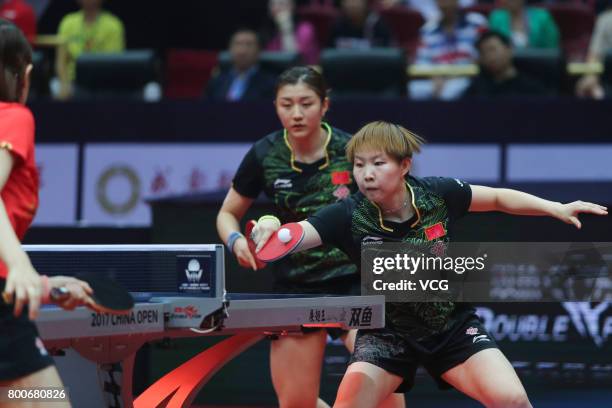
[2,0,611,102]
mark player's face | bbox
[353,150,411,204]
[275,83,329,139]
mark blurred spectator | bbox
[380,0,475,24]
[409,0,487,100]
[205,29,276,102]
[575,1,612,99]
[328,0,392,49]
[55,0,124,99]
[463,30,548,98]
[0,0,36,43]
[262,0,319,64]
[489,0,560,49]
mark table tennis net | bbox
[25,246,219,293]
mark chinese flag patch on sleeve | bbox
[331,171,350,185]
[424,222,446,241]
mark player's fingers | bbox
[569,216,581,229]
[255,230,274,253]
[28,286,41,320]
[83,294,95,307]
[80,281,93,295]
[74,281,93,296]
[245,251,258,271]
[237,247,258,270]
[13,285,26,317]
[250,223,261,243]
[2,278,14,304]
[65,284,84,303]
[236,251,252,269]
[582,202,607,214]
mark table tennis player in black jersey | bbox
[218,66,406,407]
[252,121,608,408]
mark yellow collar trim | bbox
[283,122,332,173]
[373,181,421,232]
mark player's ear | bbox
[400,157,411,177]
[18,64,33,105]
[320,96,329,117]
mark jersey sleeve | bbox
[307,199,351,248]
[232,145,264,199]
[0,106,34,163]
[425,177,472,220]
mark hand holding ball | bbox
[278,228,292,244]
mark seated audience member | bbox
[55,0,125,99]
[409,0,487,100]
[205,29,275,102]
[328,0,393,49]
[262,0,319,64]
[489,0,559,49]
[0,0,36,42]
[576,1,612,99]
[463,30,549,98]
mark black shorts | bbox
[273,274,360,340]
[0,282,55,381]
[350,314,498,393]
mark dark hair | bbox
[476,30,512,50]
[0,19,32,102]
[275,66,328,101]
[230,27,262,49]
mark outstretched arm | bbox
[469,185,608,229]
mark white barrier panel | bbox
[508,145,612,181]
[412,144,501,182]
[82,143,251,226]
[33,144,78,226]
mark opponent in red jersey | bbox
[0,20,92,401]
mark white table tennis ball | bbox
[278,228,292,243]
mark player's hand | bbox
[252,219,281,253]
[555,201,607,229]
[3,257,42,320]
[233,237,259,271]
[47,276,94,311]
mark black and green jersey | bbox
[308,175,473,342]
[233,123,357,284]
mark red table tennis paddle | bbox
[45,274,134,315]
[245,220,267,269]
[256,222,305,263]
